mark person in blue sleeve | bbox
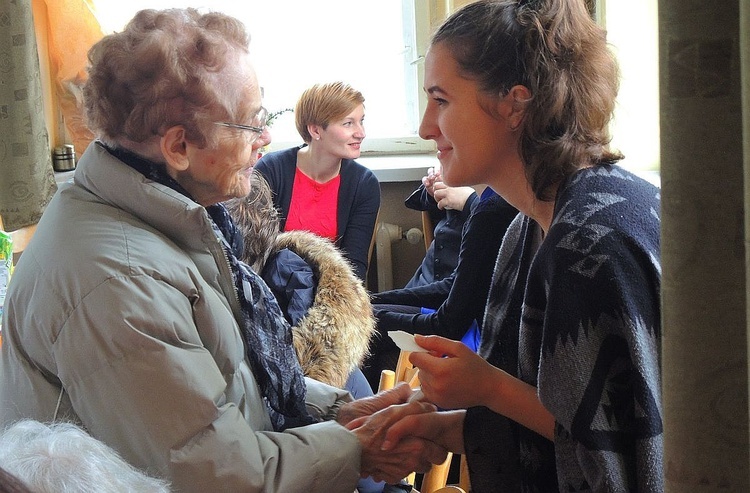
[363,185,518,390]
[403,166,477,288]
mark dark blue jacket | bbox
[372,190,518,339]
[403,184,477,288]
[261,249,315,327]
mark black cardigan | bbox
[254,145,381,280]
[372,191,518,339]
[403,184,477,288]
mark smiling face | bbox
[170,55,271,206]
[419,43,520,189]
[315,104,366,160]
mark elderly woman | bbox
[255,82,380,281]
[0,8,444,492]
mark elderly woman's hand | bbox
[346,399,449,483]
[335,383,414,426]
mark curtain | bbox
[0,0,56,231]
[43,0,100,154]
[0,0,102,232]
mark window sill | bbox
[54,154,438,187]
[358,153,438,183]
[55,159,659,187]
[54,170,75,185]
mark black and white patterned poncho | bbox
[464,165,662,492]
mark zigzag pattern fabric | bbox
[466,165,662,492]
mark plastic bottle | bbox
[0,230,12,345]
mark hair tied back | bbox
[517,0,540,8]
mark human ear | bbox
[501,85,532,131]
[308,124,322,141]
[160,126,190,172]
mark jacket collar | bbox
[73,141,215,251]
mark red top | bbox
[284,167,340,241]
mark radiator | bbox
[375,222,422,292]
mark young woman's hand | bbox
[411,335,555,440]
[342,388,448,482]
[409,335,499,410]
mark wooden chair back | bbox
[432,487,466,493]
[378,350,453,493]
[367,208,381,278]
[421,210,434,253]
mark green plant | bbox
[266,108,293,127]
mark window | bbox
[89,0,659,177]
[601,0,660,174]
[91,0,435,155]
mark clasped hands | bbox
[337,336,491,483]
[336,383,444,483]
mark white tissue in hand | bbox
[388,331,428,353]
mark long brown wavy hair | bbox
[432,0,623,201]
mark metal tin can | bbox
[52,144,76,172]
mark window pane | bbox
[92,0,431,153]
[604,0,660,174]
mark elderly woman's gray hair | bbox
[0,420,171,493]
[83,8,251,149]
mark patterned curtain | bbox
[0,0,56,231]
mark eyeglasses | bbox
[215,106,268,145]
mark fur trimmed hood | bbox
[275,230,375,389]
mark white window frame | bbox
[355,0,436,156]
[599,0,661,175]
[92,0,437,157]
